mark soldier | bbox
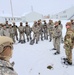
[43,20,48,40]
[24,22,32,42]
[52,21,62,55]
[2,25,10,37]
[32,21,40,44]
[5,21,10,36]
[18,22,25,43]
[5,21,9,28]
[37,20,44,41]
[9,24,15,42]
[12,22,18,42]
[63,22,74,65]
[0,36,18,75]
[58,20,63,43]
[47,20,54,42]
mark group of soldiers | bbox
[0,19,74,75]
[0,19,65,55]
[0,19,63,44]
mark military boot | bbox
[27,38,29,42]
[54,51,60,55]
[67,61,72,65]
[18,40,21,43]
[49,38,52,42]
[24,40,26,43]
[41,37,43,41]
[30,37,32,40]
[36,40,38,44]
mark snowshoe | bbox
[61,57,69,65]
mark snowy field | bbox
[10,19,74,75]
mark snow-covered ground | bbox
[11,19,74,75]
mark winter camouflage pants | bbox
[65,47,72,63]
[53,37,61,53]
[39,31,43,40]
[33,33,39,43]
[26,33,31,41]
[10,33,15,42]
[19,33,25,41]
[49,31,53,41]
[44,32,48,40]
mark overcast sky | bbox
[0,0,74,16]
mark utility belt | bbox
[0,65,14,71]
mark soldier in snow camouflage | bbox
[0,36,18,75]
[64,22,74,65]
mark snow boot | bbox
[54,51,60,55]
[30,39,34,45]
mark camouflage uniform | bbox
[58,20,63,43]
[9,24,15,42]
[37,21,43,41]
[12,23,18,42]
[2,25,10,37]
[43,21,48,40]
[71,23,74,31]
[32,22,40,44]
[5,21,10,37]
[64,22,74,65]
[5,21,9,28]
[0,36,18,75]
[71,21,74,50]
[24,22,32,42]
[71,20,74,31]
[18,22,25,43]
[0,60,18,75]
[53,22,61,54]
[47,20,54,42]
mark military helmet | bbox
[66,22,71,29]
[13,22,15,24]
[54,21,58,26]
[34,21,37,24]
[66,22,71,26]
[58,20,61,24]
[0,36,13,53]
[71,19,73,22]
[43,20,46,22]
[6,21,8,23]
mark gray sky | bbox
[0,0,74,16]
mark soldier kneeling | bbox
[0,36,18,75]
